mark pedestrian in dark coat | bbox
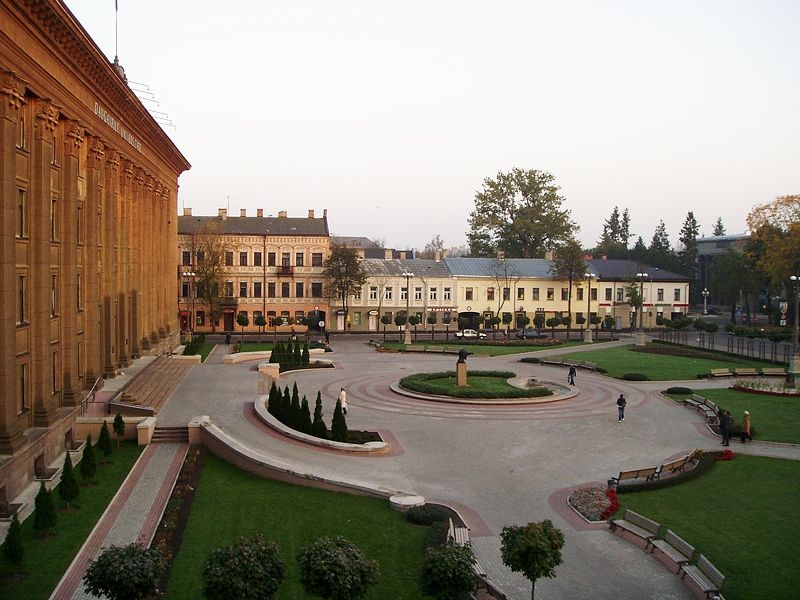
[567,365,577,386]
[616,394,626,422]
[718,410,731,446]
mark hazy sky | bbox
[65,0,799,251]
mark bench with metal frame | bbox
[681,554,726,599]
[610,467,659,486]
[650,529,696,572]
[608,509,660,544]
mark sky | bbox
[65,0,799,252]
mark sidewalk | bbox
[49,443,188,600]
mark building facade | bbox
[177,209,330,334]
[1,0,189,503]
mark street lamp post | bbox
[635,272,649,346]
[790,275,800,386]
[584,272,595,343]
[702,288,710,315]
[402,271,414,345]
[181,270,196,338]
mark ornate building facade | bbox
[0,0,189,502]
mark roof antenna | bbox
[111,1,127,81]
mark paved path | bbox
[49,443,188,600]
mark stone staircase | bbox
[118,356,193,413]
[151,426,189,444]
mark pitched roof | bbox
[178,215,329,236]
[443,257,557,278]
[332,236,380,248]
[363,259,451,278]
[588,259,689,282]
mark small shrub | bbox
[596,367,608,374]
[202,534,285,600]
[665,386,692,395]
[425,521,451,549]
[405,505,451,526]
[297,536,380,600]
[622,373,649,381]
[2,514,23,571]
[83,543,164,600]
[519,357,541,364]
[421,543,476,600]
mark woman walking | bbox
[338,387,347,415]
[740,410,752,443]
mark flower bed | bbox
[568,486,617,522]
[731,379,799,397]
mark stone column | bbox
[130,168,144,358]
[140,176,154,351]
[0,70,27,453]
[31,99,60,427]
[117,160,133,366]
[102,150,120,377]
[60,120,84,405]
[157,184,167,341]
[84,137,104,385]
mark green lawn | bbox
[164,454,432,599]
[0,443,144,599]
[381,339,592,356]
[616,454,800,600]
[399,371,551,399]
[550,346,769,380]
[667,388,800,444]
[238,341,277,352]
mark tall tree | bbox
[417,234,445,259]
[323,243,367,325]
[193,221,229,333]
[648,220,678,271]
[549,239,587,339]
[500,520,565,600]
[58,452,80,509]
[746,195,800,286]
[595,206,630,258]
[712,217,726,236]
[709,248,760,324]
[630,236,647,262]
[678,211,700,281]
[467,169,576,258]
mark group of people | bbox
[718,409,752,446]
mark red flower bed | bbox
[714,449,735,461]
[600,488,619,520]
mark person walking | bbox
[616,394,626,422]
[338,387,347,415]
[567,365,577,386]
[718,410,731,446]
[740,410,752,443]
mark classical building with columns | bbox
[0,0,189,504]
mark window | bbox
[616,288,624,302]
[17,189,26,237]
[312,282,323,297]
[239,252,248,266]
[267,310,276,324]
[267,282,276,298]
[605,288,612,301]
[181,282,190,298]
[674,288,681,301]
[281,282,290,297]
[238,310,248,321]
[77,341,83,378]
[532,288,540,301]
[547,288,554,301]
[429,287,437,301]
[561,288,569,301]
[311,252,323,267]
[17,275,26,324]
[52,351,58,393]
[225,252,233,266]
[577,288,584,301]
[225,281,234,297]
[503,287,511,301]
[353,312,361,326]
[657,288,664,302]
[400,287,408,301]
[239,282,248,297]
[197,250,205,264]
[281,252,290,266]
[182,251,191,266]
[369,286,378,300]
[77,205,82,244]
[487,287,495,301]
[295,282,304,297]
[50,198,58,241]
[17,116,25,149]
[254,311,263,322]
[591,288,597,301]
[51,274,58,317]
[51,132,58,165]
[444,287,451,301]
[197,311,206,326]
[268,252,276,266]
[18,364,27,414]
[465,287,474,301]
[414,287,423,301]
[296,252,304,267]
[517,288,525,301]
[253,281,262,298]
[385,287,393,300]
[295,310,305,321]
[253,251,262,266]
[353,288,361,301]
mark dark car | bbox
[515,328,548,339]
[706,306,721,315]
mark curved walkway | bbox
[156,338,799,600]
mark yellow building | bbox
[177,208,330,334]
[0,0,189,504]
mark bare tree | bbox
[491,258,521,333]
[193,222,229,333]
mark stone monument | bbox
[456,348,469,387]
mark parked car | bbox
[454,328,486,339]
[515,328,548,339]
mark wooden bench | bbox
[700,399,719,424]
[683,393,706,410]
[580,361,598,371]
[709,368,733,378]
[650,529,695,572]
[734,368,758,377]
[608,509,660,544]
[447,518,486,577]
[540,358,564,367]
[654,455,690,479]
[761,367,787,377]
[681,554,726,598]
[611,467,658,486]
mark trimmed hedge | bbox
[617,452,716,494]
[622,373,649,381]
[665,386,692,394]
[652,340,786,366]
[404,505,451,526]
[399,371,552,399]
[519,357,541,364]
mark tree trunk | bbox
[531,579,536,600]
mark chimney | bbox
[323,209,328,219]
[218,208,227,220]
[257,208,263,218]
[308,209,315,218]
[183,207,192,216]
[278,210,287,219]
[240,208,247,218]
[543,250,553,260]
[384,249,393,260]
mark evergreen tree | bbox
[112,412,125,447]
[331,399,349,443]
[267,381,279,416]
[648,220,679,271]
[595,206,630,258]
[300,396,313,434]
[2,514,23,573]
[269,343,278,364]
[97,421,113,462]
[678,211,700,280]
[58,452,80,508]
[311,391,328,439]
[282,387,291,425]
[302,343,310,365]
[80,433,97,484]
[290,383,301,429]
[630,236,647,262]
[293,342,302,367]
[712,217,725,236]
[33,481,57,535]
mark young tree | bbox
[293,342,302,366]
[712,217,726,236]
[202,534,285,600]
[80,433,97,484]
[331,399,348,443]
[302,342,310,365]
[236,312,249,344]
[297,536,379,600]
[323,242,367,327]
[2,514,23,574]
[490,258,520,318]
[467,168,576,258]
[83,543,164,600]
[300,396,313,434]
[58,452,80,509]
[97,420,113,463]
[191,221,229,333]
[267,381,279,417]
[380,314,391,343]
[545,317,561,340]
[550,239,587,339]
[311,391,328,439]
[254,314,266,344]
[417,234,445,259]
[500,520,565,600]
[421,542,476,600]
[281,387,291,424]
[33,481,57,536]
[710,248,760,324]
[112,412,125,447]
[290,383,301,429]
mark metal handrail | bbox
[79,376,102,416]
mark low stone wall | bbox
[223,347,326,364]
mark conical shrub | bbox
[311,391,328,439]
[33,481,57,534]
[58,452,80,508]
